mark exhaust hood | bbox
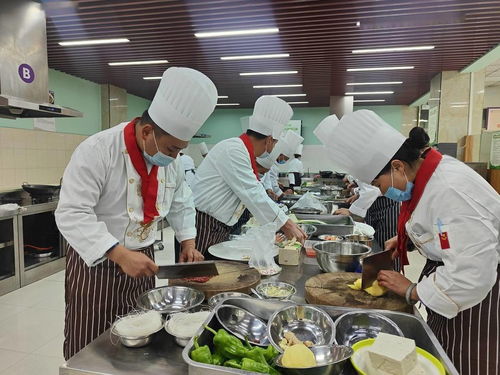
[0,1,82,119]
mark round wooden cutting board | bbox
[168,261,261,299]
[305,272,412,313]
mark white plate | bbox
[352,346,444,375]
[208,240,279,262]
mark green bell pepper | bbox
[241,358,280,374]
[224,359,242,369]
[190,336,213,364]
[263,345,280,363]
[205,326,249,359]
[212,349,225,366]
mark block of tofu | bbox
[278,243,301,265]
[368,333,419,375]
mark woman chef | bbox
[55,67,218,359]
[317,110,499,375]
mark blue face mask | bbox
[384,168,414,202]
[143,133,175,167]
[277,159,286,165]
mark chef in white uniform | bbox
[199,142,209,158]
[287,143,304,188]
[319,109,500,375]
[55,67,218,359]
[191,96,306,255]
[179,152,196,187]
[260,131,304,200]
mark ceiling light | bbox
[355,21,361,27]
[221,53,289,60]
[195,28,279,38]
[347,66,414,72]
[217,103,240,106]
[352,46,434,54]
[217,96,229,99]
[272,94,307,97]
[143,76,162,80]
[240,71,298,76]
[108,60,168,66]
[287,101,309,104]
[345,91,394,95]
[253,84,303,88]
[353,99,386,103]
[59,38,130,46]
[346,81,402,86]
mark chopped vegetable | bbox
[348,278,387,297]
[279,331,313,350]
[260,285,291,298]
[281,344,317,368]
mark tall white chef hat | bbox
[282,130,304,158]
[148,67,218,141]
[313,114,339,142]
[295,144,303,156]
[322,110,406,183]
[198,142,209,156]
[248,96,292,139]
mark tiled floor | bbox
[0,228,427,374]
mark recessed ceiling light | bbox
[240,71,298,76]
[108,60,168,66]
[287,101,309,104]
[217,96,229,99]
[59,38,130,46]
[352,46,434,54]
[345,91,393,95]
[347,66,414,72]
[221,53,289,60]
[195,28,279,38]
[353,99,386,103]
[253,84,303,88]
[143,76,162,80]
[217,103,240,106]
[355,21,361,27]
[346,81,403,86]
[272,93,307,97]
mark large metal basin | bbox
[313,241,371,273]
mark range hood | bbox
[0,1,82,119]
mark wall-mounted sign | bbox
[18,63,35,84]
[490,132,500,170]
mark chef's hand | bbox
[334,208,351,216]
[345,194,359,204]
[384,236,399,260]
[179,239,204,263]
[107,245,158,278]
[281,219,307,244]
[377,271,419,301]
[283,189,293,195]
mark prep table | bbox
[59,255,458,375]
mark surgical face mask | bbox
[277,159,286,165]
[143,132,175,167]
[384,168,413,202]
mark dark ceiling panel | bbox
[43,0,500,107]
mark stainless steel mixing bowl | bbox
[312,241,371,273]
[268,304,336,352]
[136,286,205,314]
[255,281,296,301]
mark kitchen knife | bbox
[361,250,394,289]
[157,261,219,279]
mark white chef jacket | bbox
[349,180,382,218]
[55,122,196,267]
[287,158,304,185]
[179,154,196,187]
[408,156,500,319]
[262,165,283,196]
[191,137,289,227]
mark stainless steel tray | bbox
[295,214,354,237]
[182,298,458,375]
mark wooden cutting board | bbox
[305,272,412,313]
[168,261,261,299]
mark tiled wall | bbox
[0,127,87,191]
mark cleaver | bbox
[361,250,394,289]
[157,261,219,279]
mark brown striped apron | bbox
[420,260,500,375]
[64,245,155,360]
[195,210,232,258]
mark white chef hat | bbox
[281,131,304,158]
[198,142,209,156]
[295,144,303,156]
[248,96,292,139]
[313,115,339,142]
[148,67,218,141]
[323,110,406,183]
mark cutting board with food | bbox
[305,272,412,313]
[168,261,261,298]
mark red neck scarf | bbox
[239,133,260,180]
[397,148,443,268]
[124,119,159,224]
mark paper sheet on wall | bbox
[33,117,56,132]
[427,106,438,144]
[490,132,500,170]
